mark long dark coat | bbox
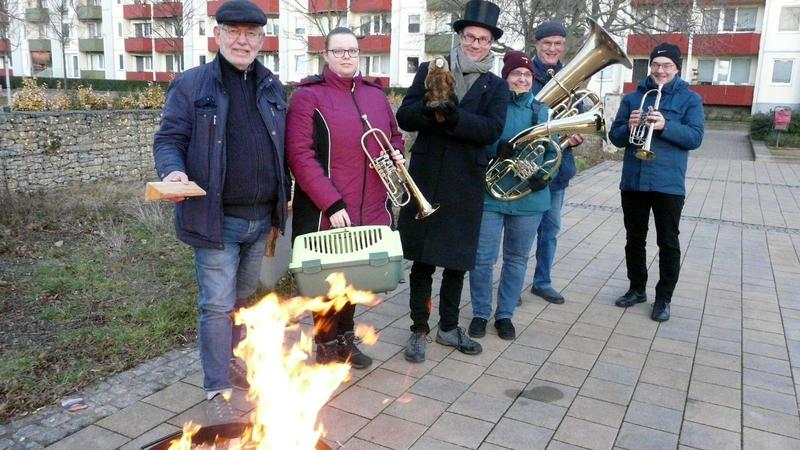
[396,61,509,271]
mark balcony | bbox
[698,0,764,5]
[76,5,102,21]
[693,33,760,56]
[208,0,279,16]
[81,69,105,79]
[207,36,278,52]
[307,35,325,52]
[627,33,688,55]
[123,2,182,20]
[425,34,454,54]
[308,0,346,13]
[350,0,391,13]
[623,82,755,106]
[125,37,152,53]
[359,34,390,53]
[632,0,691,4]
[0,38,10,53]
[78,38,104,52]
[25,7,49,23]
[126,71,176,82]
[28,39,51,52]
[155,37,183,53]
[427,0,466,12]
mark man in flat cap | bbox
[528,20,584,306]
[397,0,509,363]
[154,0,289,420]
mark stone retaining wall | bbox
[0,110,161,193]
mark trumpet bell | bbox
[635,149,656,160]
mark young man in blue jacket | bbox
[608,43,704,322]
[153,0,290,420]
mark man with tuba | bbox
[286,27,405,368]
[608,43,704,322]
[528,21,586,306]
[468,51,558,341]
[397,0,509,363]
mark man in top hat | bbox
[153,0,290,420]
[528,20,585,306]
[396,0,509,363]
[609,42,704,322]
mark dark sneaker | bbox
[495,319,516,340]
[531,285,565,304]
[315,339,341,365]
[205,391,241,425]
[436,327,482,355]
[229,358,249,391]
[651,301,670,322]
[615,289,647,308]
[404,331,430,363]
[468,317,488,338]
[339,332,373,369]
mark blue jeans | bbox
[194,216,269,392]
[470,210,543,321]
[533,188,565,289]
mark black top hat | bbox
[452,0,503,40]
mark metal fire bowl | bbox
[141,422,332,450]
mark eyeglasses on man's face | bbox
[220,26,263,43]
[537,39,565,50]
[650,62,676,71]
[508,70,533,79]
[460,32,492,46]
[327,48,360,58]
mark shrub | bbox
[12,78,48,111]
[116,82,165,109]
[750,113,772,140]
[49,82,73,111]
[76,84,113,110]
[751,110,800,147]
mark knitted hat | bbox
[215,0,267,26]
[502,51,534,79]
[535,21,567,40]
[649,42,682,70]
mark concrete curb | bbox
[750,137,800,162]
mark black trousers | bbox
[621,190,685,304]
[313,303,355,343]
[409,261,465,334]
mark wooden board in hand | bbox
[145,181,206,201]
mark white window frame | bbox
[198,20,206,36]
[134,55,152,72]
[406,56,419,74]
[360,54,389,76]
[771,59,794,85]
[294,17,306,35]
[778,6,800,32]
[165,53,183,72]
[88,53,104,71]
[133,22,152,38]
[118,53,124,70]
[358,14,390,36]
[408,15,420,34]
[700,7,757,33]
[68,53,79,78]
[87,22,101,39]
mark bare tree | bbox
[36,0,72,89]
[284,0,347,46]
[1,0,24,107]
[148,0,204,73]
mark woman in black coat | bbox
[397,0,509,363]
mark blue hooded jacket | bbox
[609,76,704,196]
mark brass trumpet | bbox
[629,83,663,160]
[360,115,438,219]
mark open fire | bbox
[166,273,380,450]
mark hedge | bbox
[751,111,800,147]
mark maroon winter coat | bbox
[286,67,404,240]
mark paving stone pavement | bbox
[5,148,800,449]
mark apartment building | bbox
[623,0,800,114]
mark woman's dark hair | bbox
[325,27,357,49]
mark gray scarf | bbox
[450,45,495,101]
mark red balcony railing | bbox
[693,33,760,56]
[698,0,764,5]
[208,36,278,52]
[308,0,347,13]
[0,68,12,77]
[154,37,183,53]
[123,2,182,20]
[627,33,688,55]
[0,38,10,53]
[126,71,177,82]
[363,76,389,88]
[208,0,278,16]
[308,35,325,52]
[123,4,150,20]
[624,82,755,106]
[125,37,153,53]
[359,34,390,53]
[350,0,391,12]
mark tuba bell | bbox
[485,17,632,201]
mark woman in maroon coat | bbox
[286,27,404,369]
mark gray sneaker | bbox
[404,331,430,363]
[205,391,243,425]
[436,327,483,355]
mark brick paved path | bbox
[4,150,800,449]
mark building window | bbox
[408,15,420,33]
[118,23,122,38]
[89,53,104,70]
[165,54,183,72]
[69,54,79,77]
[265,18,279,36]
[198,20,205,36]
[62,23,71,39]
[736,8,756,31]
[697,59,714,83]
[294,17,306,35]
[119,54,124,70]
[772,59,793,84]
[359,14,390,36]
[631,58,649,82]
[701,9,720,33]
[698,58,751,85]
[199,55,206,65]
[294,54,305,72]
[87,22,101,38]
[134,22,152,38]
[258,53,279,72]
[360,54,389,75]
[134,55,152,72]
[779,7,800,31]
[406,56,419,73]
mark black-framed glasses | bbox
[459,32,492,46]
[327,48,360,58]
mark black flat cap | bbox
[215,0,267,26]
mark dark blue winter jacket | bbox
[153,55,290,249]
[609,76,704,197]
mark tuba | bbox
[360,115,439,219]
[485,17,632,201]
